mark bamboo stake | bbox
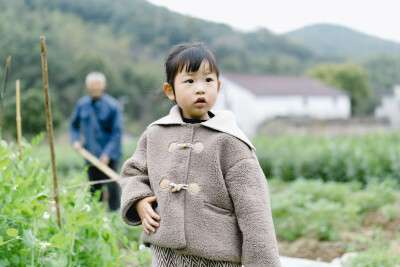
[40,36,61,227]
[77,147,120,183]
[0,55,11,132]
[16,80,22,160]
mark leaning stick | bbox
[40,36,61,227]
[0,55,11,132]
[16,80,22,160]
[47,149,120,199]
[77,147,120,183]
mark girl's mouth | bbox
[195,97,206,107]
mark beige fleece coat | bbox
[120,105,281,266]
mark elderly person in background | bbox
[70,72,123,211]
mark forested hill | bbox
[1,0,399,137]
[1,0,314,74]
[285,23,400,59]
[0,0,314,134]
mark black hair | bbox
[165,42,219,89]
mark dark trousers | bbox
[87,160,121,211]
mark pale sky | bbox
[147,0,400,43]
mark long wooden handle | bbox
[77,147,120,183]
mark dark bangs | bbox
[165,42,219,88]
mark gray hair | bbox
[85,72,106,85]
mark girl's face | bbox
[163,61,220,120]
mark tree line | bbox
[0,0,399,137]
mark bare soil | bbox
[278,213,400,262]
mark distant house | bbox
[374,85,400,128]
[213,73,351,136]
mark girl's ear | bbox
[217,80,221,93]
[163,83,175,101]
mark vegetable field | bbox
[0,136,151,266]
[1,132,400,266]
[254,133,400,183]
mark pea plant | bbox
[0,137,150,266]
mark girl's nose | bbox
[195,85,205,94]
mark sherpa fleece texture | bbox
[120,105,281,267]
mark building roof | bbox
[221,73,347,96]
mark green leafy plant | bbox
[0,137,150,266]
[254,133,400,184]
[270,178,400,242]
[342,232,400,267]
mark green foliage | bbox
[254,133,400,183]
[1,89,62,138]
[270,179,400,242]
[344,251,400,267]
[0,0,166,134]
[1,0,398,122]
[342,237,400,267]
[307,62,370,115]
[4,132,400,264]
[0,0,399,124]
[213,29,312,75]
[363,55,400,93]
[361,55,400,113]
[0,137,151,266]
[0,0,317,138]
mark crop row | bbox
[254,132,400,183]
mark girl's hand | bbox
[135,196,161,235]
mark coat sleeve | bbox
[225,155,281,267]
[120,131,154,226]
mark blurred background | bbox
[1,0,400,266]
[1,0,400,139]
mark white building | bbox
[213,73,351,136]
[375,85,400,128]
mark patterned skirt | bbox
[151,245,242,267]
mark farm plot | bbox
[1,133,400,266]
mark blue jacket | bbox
[70,93,123,161]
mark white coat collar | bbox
[148,105,255,150]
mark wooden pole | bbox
[40,36,61,227]
[0,55,11,132]
[77,147,120,182]
[16,80,22,160]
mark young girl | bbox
[120,42,281,266]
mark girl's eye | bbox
[185,79,194,83]
[205,78,212,82]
